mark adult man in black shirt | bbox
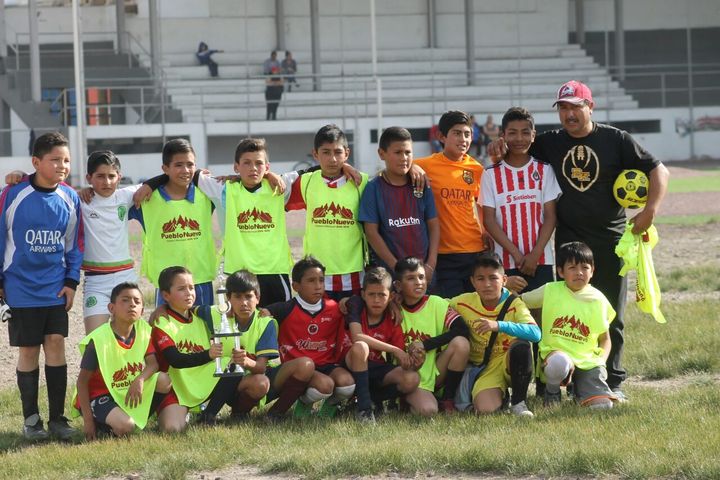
[489,81,670,399]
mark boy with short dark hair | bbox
[521,242,617,409]
[394,257,470,416]
[414,111,487,298]
[450,253,540,416]
[286,125,369,300]
[265,256,356,417]
[0,131,82,440]
[359,127,439,281]
[481,107,561,293]
[131,138,217,307]
[343,266,420,423]
[75,282,169,440]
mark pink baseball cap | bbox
[553,80,593,106]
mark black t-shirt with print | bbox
[529,122,660,243]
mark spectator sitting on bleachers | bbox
[196,41,223,78]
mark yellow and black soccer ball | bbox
[613,169,649,209]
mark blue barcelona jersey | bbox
[0,174,84,307]
[358,175,437,269]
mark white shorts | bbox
[83,269,138,318]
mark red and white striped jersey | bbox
[481,158,562,269]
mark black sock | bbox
[371,383,400,404]
[509,341,533,405]
[442,369,464,400]
[351,370,371,411]
[45,364,68,421]
[17,369,40,420]
[203,376,242,418]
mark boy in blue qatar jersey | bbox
[0,132,83,441]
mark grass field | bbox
[0,167,717,479]
[0,276,717,480]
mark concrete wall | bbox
[571,0,720,32]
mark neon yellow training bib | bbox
[401,295,449,392]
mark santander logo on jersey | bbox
[311,202,355,226]
[161,215,202,240]
[236,208,275,231]
[111,361,144,389]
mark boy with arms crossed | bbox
[286,125,369,300]
[522,242,616,409]
[343,267,420,423]
[0,132,82,440]
[359,127,439,280]
[265,256,355,417]
[482,107,561,292]
[394,257,470,415]
[414,111,488,298]
[75,282,170,440]
[450,254,539,416]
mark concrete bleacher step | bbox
[156,44,586,67]
[162,56,598,81]
[179,94,638,123]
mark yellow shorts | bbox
[471,354,510,398]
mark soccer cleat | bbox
[438,399,457,413]
[611,388,629,403]
[23,414,49,441]
[48,416,77,441]
[317,400,338,418]
[293,400,313,418]
[509,401,535,418]
[355,409,376,425]
[543,390,562,407]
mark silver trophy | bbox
[213,282,245,377]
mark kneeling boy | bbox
[450,253,540,416]
[266,256,355,417]
[75,283,170,440]
[522,242,617,409]
[395,257,470,416]
[344,267,420,423]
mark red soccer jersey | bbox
[151,309,194,373]
[270,298,346,366]
[357,309,405,364]
[79,331,155,402]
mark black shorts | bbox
[89,394,118,424]
[315,363,342,376]
[256,274,291,307]
[265,364,282,402]
[8,304,68,347]
[368,361,397,388]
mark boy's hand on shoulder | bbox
[4,170,25,186]
[258,308,272,318]
[338,297,349,315]
[341,163,363,186]
[58,286,76,311]
[78,187,95,204]
[408,163,428,193]
[148,304,168,325]
[505,276,527,294]
[265,171,286,194]
[476,318,499,334]
[208,342,223,360]
[487,138,508,160]
[133,184,153,208]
